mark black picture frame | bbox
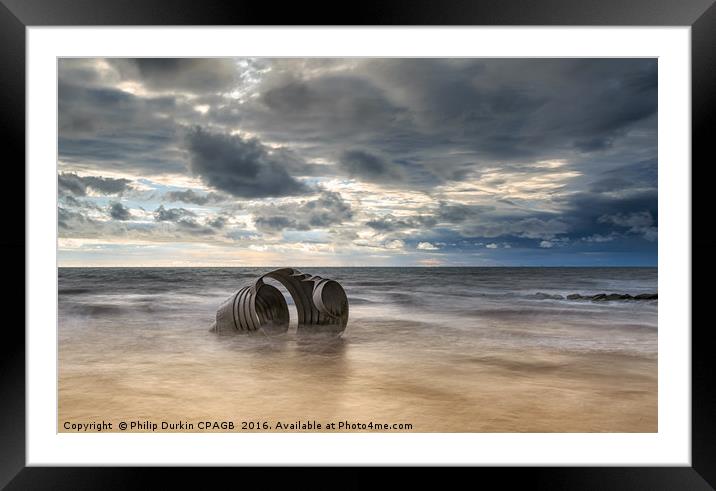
[2,0,712,487]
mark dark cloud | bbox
[437,202,495,223]
[362,202,497,241]
[252,191,353,232]
[60,195,103,211]
[152,205,217,236]
[425,187,657,246]
[588,158,657,193]
[253,216,296,231]
[375,200,572,244]
[58,81,178,137]
[338,150,403,183]
[300,191,353,228]
[108,202,132,221]
[59,58,657,191]
[366,214,437,232]
[58,78,185,176]
[58,172,132,196]
[206,216,227,229]
[110,58,239,93]
[184,127,310,198]
[247,59,656,188]
[154,205,196,222]
[260,76,405,136]
[574,136,614,152]
[172,220,215,236]
[56,59,107,87]
[164,189,224,205]
[58,206,91,230]
[56,58,658,263]
[545,187,659,248]
[459,216,570,240]
[598,211,657,241]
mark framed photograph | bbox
[4,0,713,486]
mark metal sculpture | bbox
[210,268,349,335]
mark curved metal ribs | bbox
[211,268,349,335]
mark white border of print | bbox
[27,27,690,466]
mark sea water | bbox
[58,267,657,432]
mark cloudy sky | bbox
[57,58,657,267]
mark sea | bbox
[58,267,658,432]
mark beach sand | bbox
[59,334,656,433]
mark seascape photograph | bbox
[58,58,658,433]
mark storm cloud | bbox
[184,127,310,198]
[57,58,658,266]
[236,59,657,189]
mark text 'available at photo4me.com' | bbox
[62,419,415,432]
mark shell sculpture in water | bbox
[211,268,349,335]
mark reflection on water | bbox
[59,267,657,432]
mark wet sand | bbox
[59,332,656,433]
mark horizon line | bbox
[56,264,658,268]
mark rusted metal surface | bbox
[211,268,349,335]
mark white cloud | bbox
[486,243,498,249]
[417,242,439,250]
[582,233,617,243]
[384,239,405,250]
